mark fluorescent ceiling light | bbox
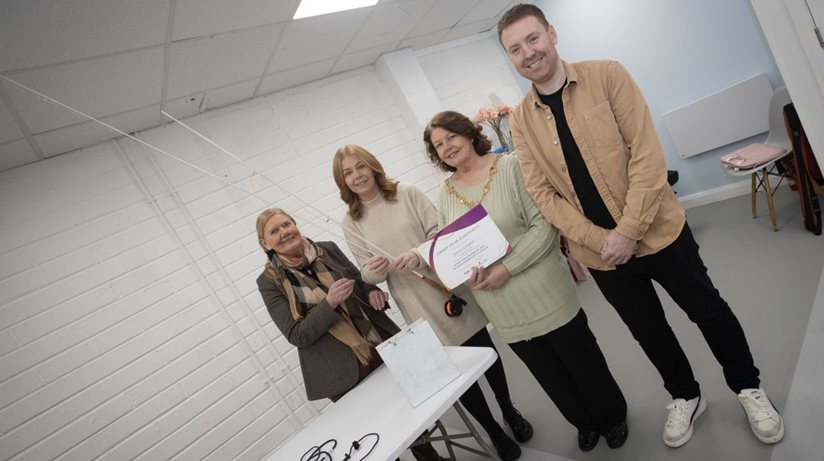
[293,0,379,19]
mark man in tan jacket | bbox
[497,3,784,449]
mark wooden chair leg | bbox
[751,172,757,218]
[762,168,778,231]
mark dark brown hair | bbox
[332,144,398,221]
[497,3,550,44]
[423,111,492,173]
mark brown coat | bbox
[257,241,400,400]
[511,60,686,270]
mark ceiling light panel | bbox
[293,0,378,19]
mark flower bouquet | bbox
[472,102,515,153]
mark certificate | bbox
[417,205,511,289]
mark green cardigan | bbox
[437,155,579,343]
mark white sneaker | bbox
[663,395,707,448]
[737,388,784,444]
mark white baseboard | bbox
[678,179,751,210]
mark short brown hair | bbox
[423,111,492,173]
[497,3,550,44]
[332,144,398,221]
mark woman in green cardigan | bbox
[420,110,628,452]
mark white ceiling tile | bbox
[407,0,478,37]
[267,8,371,73]
[0,96,24,143]
[164,79,259,121]
[399,30,450,50]
[203,80,258,111]
[485,0,524,29]
[346,1,435,52]
[35,105,161,157]
[258,60,335,96]
[0,0,527,172]
[458,0,511,26]
[332,44,398,74]
[482,17,501,34]
[173,0,300,40]
[164,94,206,121]
[441,21,493,43]
[0,139,38,171]
[6,48,164,134]
[0,0,168,72]
[167,24,284,99]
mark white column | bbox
[376,48,443,135]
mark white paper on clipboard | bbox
[376,319,461,407]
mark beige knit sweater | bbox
[342,183,488,346]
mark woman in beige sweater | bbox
[333,144,530,461]
[424,111,628,452]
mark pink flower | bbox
[496,102,514,116]
[472,104,512,125]
[473,105,510,123]
[471,102,515,152]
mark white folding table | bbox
[267,346,501,461]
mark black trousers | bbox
[457,327,512,432]
[509,309,627,433]
[590,222,760,399]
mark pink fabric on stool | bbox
[721,144,786,171]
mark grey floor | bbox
[412,187,824,461]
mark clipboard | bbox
[376,319,461,407]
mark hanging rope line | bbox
[0,75,451,290]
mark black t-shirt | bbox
[539,84,616,229]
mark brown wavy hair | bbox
[497,4,550,45]
[332,145,398,221]
[423,111,492,173]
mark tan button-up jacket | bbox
[511,60,685,270]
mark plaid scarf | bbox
[265,239,381,366]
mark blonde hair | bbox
[332,145,398,221]
[255,208,296,252]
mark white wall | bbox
[510,0,783,197]
[418,35,523,117]
[733,4,824,460]
[751,0,824,165]
[0,37,517,460]
[417,35,524,151]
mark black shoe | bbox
[489,428,521,461]
[578,430,600,451]
[501,405,534,442]
[604,420,628,448]
[409,441,444,461]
